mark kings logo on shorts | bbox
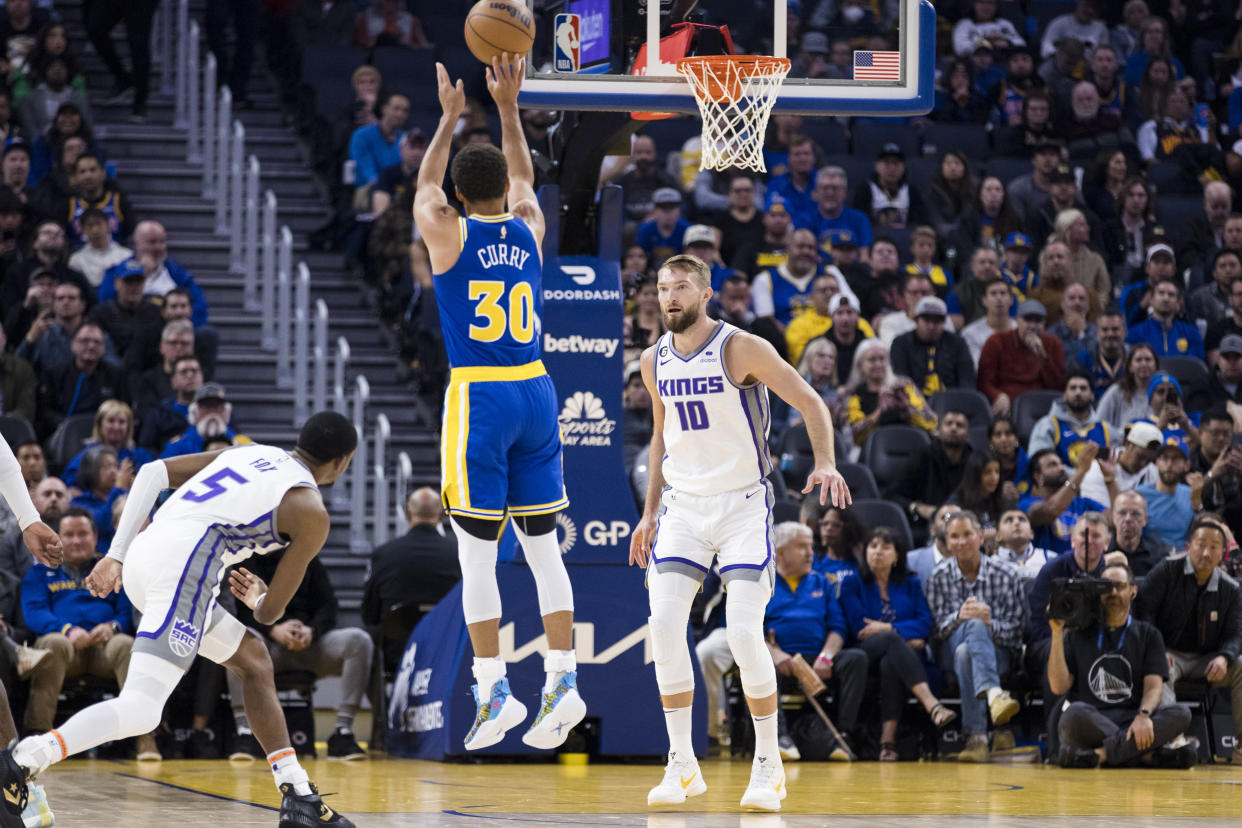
[558,391,616,448]
[169,618,199,658]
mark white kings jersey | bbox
[655,321,773,496]
[149,443,319,573]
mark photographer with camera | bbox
[927,511,1026,762]
[1138,515,1242,765]
[1049,560,1196,768]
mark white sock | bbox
[472,655,506,701]
[268,748,312,796]
[664,706,694,757]
[752,712,779,762]
[984,687,1002,704]
[543,649,576,693]
[13,732,63,776]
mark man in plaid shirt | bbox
[927,510,1028,762]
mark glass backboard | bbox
[518,0,935,117]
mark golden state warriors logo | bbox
[1066,440,1093,467]
[1176,338,1188,353]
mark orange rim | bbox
[677,55,791,103]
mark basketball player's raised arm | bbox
[629,345,667,568]
[726,332,851,507]
[487,54,545,246]
[414,62,466,273]
[0,437,60,566]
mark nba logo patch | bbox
[554,13,580,73]
[169,618,199,658]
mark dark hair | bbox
[16,440,41,454]
[296,410,358,464]
[373,90,410,119]
[818,504,865,563]
[450,143,508,204]
[1118,175,1155,220]
[1103,560,1135,583]
[1119,343,1159,397]
[78,207,107,225]
[988,415,1014,440]
[952,450,1009,522]
[974,175,1022,239]
[171,354,200,372]
[1027,447,1058,485]
[77,444,117,494]
[1153,273,1183,294]
[1201,407,1233,429]
[56,506,96,535]
[930,150,974,217]
[72,153,102,175]
[941,408,972,425]
[860,527,910,584]
[1212,247,1242,273]
[1189,513,1229,547]
[1066,368,1094,387]
[2,142,30,160]
[902,272,934,293]
[164,287,192,303]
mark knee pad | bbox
[452,514,504,541]
[513,512,556,536]
[452,518,502,625]
[724,580,777,699]
[646,567,697,696]
[513,521,574,617]
[116,654,181,736]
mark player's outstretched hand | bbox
[86,557,123,597]
[229,567,269,611]
[803,467,852,507]
[435,61,465,119]
[629,514,657,569]
[486,53,524,109]
[23,521,62,567]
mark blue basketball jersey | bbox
[433,213,543,369]
[1049,417,1111,468]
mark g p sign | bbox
[585,520,631,547]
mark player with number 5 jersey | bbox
[413,55,585,754]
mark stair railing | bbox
[173,0,189,128]
[201,54,216,198]
[243,156,261,310]
[394,452,412,539]
[184,21,199,156]
[334,337,350,415]
[372,413,392,547]
[276,226,293,389]
[228,122,246,271]
[349,377,371,549]
[293,263,311,425]
[260,191,278,350]
[313,299,329,416]
[213,88,232,234]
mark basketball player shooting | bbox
[7,412,360,828]
[628,254,851,812]
[413,56,586,751]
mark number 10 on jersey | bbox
[673,400,709,431]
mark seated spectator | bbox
[735,197,792,277]
[1042,0,1109,59]
[1005,91,1058,159]
[787,337,847,436]
[765,136,818,229]
[948,247,1003,330]
[1141,371,1200,447]
[369,127,424,218]
[852,236,906,322]
[955,178,1022,256]
[927,511,1025,762]
[1057,81,1133,162]
[784,272,868,366]
[130,319,193,414]
[0,1,52,83]
[225,549,373,760]
[1110,421,1162,493]
[1102,176,1158,272]
[1048,283,1097,358]
[807,166,873,260]
[621,359,653,476]
[1204,334,1242,407]
[948,450,1018,532]
[20,508,155,756]
[1188,249,1240,331]
[160,383,252,458]
[1030,166,1101,256]
[1205,268,1242,364]
[1138,516,1242,766]
[994,509,1056,581]
[1051,210,1110,308]
[1097,343,1159,430]
[1136,86,1216,171]
[852,144,925,230]
[68,444,128,554]
[17,441,44,490]
[136,354,200,454]
[952,0,1025,58]
[0,141,31,205]
[1122,242,1177,327]
[1088,45,1128,123]
[752,228,822,331]
[60,399,150,490]
[813,504,864,587]
[1110,488,1172,576]
[1071,309,1128,401]
[347,91,409,191]
[839,527,956,760]
[1111,1,1149,62]
[625,277,664,354]
[1196,410,1242,539]
[1049,560,1195,769]
[17,279,101,377]
[612,135,679,226]
[1040,36,1085,98]
[36,321,124,438]
[0,325,35,422]
[86,260,160,371]
[61,154,132,245]
[18,56,90,142]
[989,48,1045,128]
[978,299,1066,416]
[682,225,732,292]
[636,187,689,267]
[1125,276,1205,360]
[878,273,934,348]
[1000,231,1038,300]
[131,286,218,379]
[0,89,21,148]
[1135,440,1202,549]
[69,207,131,288]
[904,226,954,299]
[0,470,63,579]
[1179,183,1232,274]
[925,153,975,246]
[908,504,956,587]
[761,522,867,760]
[933,59,990,124]
[888,410,974,540]
[709,174,764,272]
[1027,370,1114,485]
[99,221,209,328]
[844,339,937,447]
[30,101,99,186]
[1007,138,1062,223]
[1021,447,1110,554]
[890,296,975,397]
[989,416,1029,498]
[352,0,427,49]
[13,22,86,105]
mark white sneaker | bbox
[21,782,53,827]
[740,754,786,812]
[15,647,49,680]
[777,734,800,762]
[647,750,707,806]
[522,672,587,749]
[463,678,528,751]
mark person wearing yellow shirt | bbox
[786,276,875,365]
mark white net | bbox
[677,56,791,173]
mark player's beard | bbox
[664,303,700,333]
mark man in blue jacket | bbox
[1125,275,1205,360]
[96,222,210,328]
[20,509,147,757]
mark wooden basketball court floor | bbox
[31,755,1242,826]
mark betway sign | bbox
[543,334,619,358]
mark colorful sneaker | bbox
[740,754,786,811]
[647,750,707,806]
[463,678,527,751]
[20,783,52,828]
[521,672,587,750]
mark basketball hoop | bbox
[677,55,791,173]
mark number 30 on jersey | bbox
[468,280,535,343]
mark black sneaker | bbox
[0,747,28,828]
[1155,736,1200,768]
[278,782,354,828]
[186,729,221,759]
[326,728,366,760]
[228,730,263,761]
[1057,745,1101,768]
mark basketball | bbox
[464,0,536,65]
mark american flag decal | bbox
[854,50,901,82]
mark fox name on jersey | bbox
[476,243,533,271]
